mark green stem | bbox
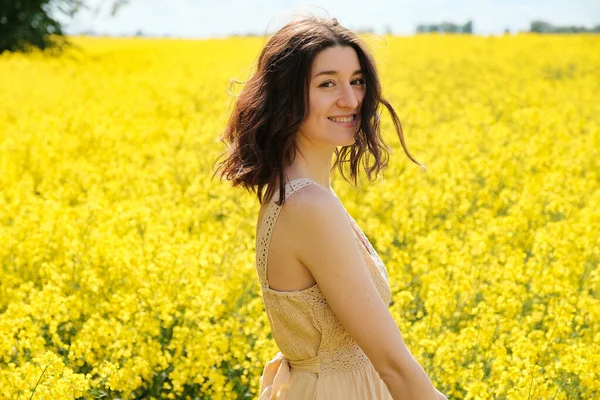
[30,363,51,400]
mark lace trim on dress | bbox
[256,178,316,290]
[319,343,372,374]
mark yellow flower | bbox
[0,33,598,399]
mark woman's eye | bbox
[319,78,365,88]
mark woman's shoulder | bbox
[282,181,338,212]
[277,184,346,240]
[258,180,333,223]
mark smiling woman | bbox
[303,46,366,148]
[213,16,445,400]
[214,16,425,208]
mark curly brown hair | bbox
[213,16,424,206]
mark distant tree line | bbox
[415,19,600,35]
[416,21,473,34]
[530,20,600,33]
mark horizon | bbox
[55,0,600,39]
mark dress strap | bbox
[256,177,318,288]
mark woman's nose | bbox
[337,83,359,109]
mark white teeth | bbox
[329,116,354,123]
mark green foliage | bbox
[0,0,128,54]
[0,1,68,53]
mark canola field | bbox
[0,34,598,399]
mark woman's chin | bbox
[343,136,357,146]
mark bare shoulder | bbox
[281,183,341,218]
[282,183,347,229]
[279,183,349,262]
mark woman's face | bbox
[298,45,366,149]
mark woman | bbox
[215,16,447,400]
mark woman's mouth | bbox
[327,114,357,127]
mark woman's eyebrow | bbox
[313,69,363,78]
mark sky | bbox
[56,0,600,38]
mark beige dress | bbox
[256,177,393,400]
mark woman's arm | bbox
[283,185,440,400]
